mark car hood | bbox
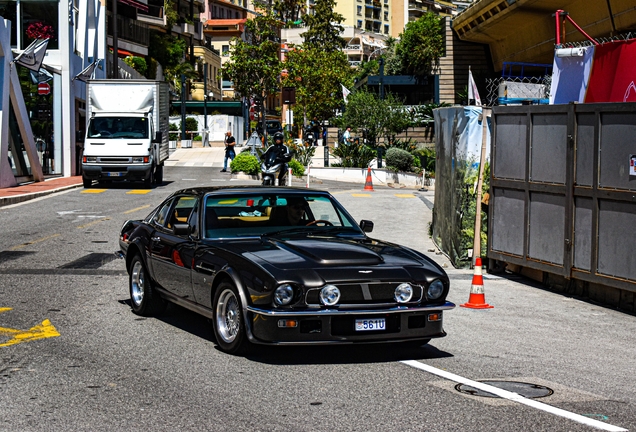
[232,236,443,277]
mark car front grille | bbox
[98,157,132,163]
[305,282,423,306]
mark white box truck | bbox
[82,80,170,188]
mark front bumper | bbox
[82,163,152,181]
[246,301,455,344]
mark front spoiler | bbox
[247,301,456,317]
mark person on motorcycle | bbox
[261,132,292,185]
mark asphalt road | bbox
[0,166,634,431]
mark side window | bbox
[153,199,173,227]
[187,199,200,238]
[170,196,197,231]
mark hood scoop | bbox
[276,239,384,266]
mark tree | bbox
[395,12,445,78]
[301,0,345,51]
[283,46,353,124]
[273,0,306,25]
[333,90,411,147]
[282,0,351,125]
[224,12,282,111]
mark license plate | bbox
[355,318,386,331]
[107,172,123,177]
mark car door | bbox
[148,195,197,300]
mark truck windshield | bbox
[87,117,149,139]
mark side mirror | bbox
[153,131,163,143]
[359,220,374,233]
[173,223,191,236]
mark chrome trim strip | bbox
[247,301,456,317]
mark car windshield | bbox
[87,116,149,139]
[203,192,362,239]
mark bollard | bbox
[324,145,329,167]
[288,168,292,186]
[306,166,310,188]
[377,147,383,169]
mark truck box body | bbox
[82,80,170,186]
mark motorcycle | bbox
[261,144,292,186]
[303,125,316,147]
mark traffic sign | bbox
[38,82,51,95]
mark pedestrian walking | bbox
[221,130,235,172]
[342,126,353,146]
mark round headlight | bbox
[274,284,294,306]
[394,283,414,303]
[319,285,341,306]
[427,279,444,300]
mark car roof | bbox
[168,185,330,198]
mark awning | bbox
[118,0,149,13]
[170,100,244,116]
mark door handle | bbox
[195,263,214,273]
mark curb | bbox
[0,183,84,208]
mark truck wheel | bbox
[144,165,154,187]
[82,176,92,188]
[154,164,163,185]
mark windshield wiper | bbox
[262,228,312,238]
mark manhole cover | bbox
[455,381,553,399]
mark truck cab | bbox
[82,113,162,187]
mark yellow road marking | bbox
[9,234,60,251]
[395,194,415,198]
[124,204,151,214]
[80,189,107,194]
[126,190,152,195]
[351,193,372,197]
[0,308,60,348]
[77,217,111,229]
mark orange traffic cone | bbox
[364,167,374,191]
[460,257,493,309]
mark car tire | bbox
[212,282,250,354]
[144,165,154,187]
[82,175,92,188]
[129,254,165,316]
[155,164,163,185]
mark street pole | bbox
[379,57,385,100]
[203,63,208,147]
[111,0,118,78]
[180,74,186,141]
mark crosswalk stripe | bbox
[80,189,107,194]
[126,190,152,195]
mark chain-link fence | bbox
[484,76,552,107]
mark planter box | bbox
[308,167,426,188]
[169,140,177,149]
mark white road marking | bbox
[400,360,628,432]
[181,179,197,181]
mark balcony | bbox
[137,4,166,26]
[107,12,150,46]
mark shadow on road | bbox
[118,299,454,364]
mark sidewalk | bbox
[0,176,83,207]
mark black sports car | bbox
[118,186,455,354]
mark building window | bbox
[357,5,362,15]
[357,20,363,29]
[384,24,389,34]
[384,11,388,20]
[222,45,230,56]
[4,0,61,50]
